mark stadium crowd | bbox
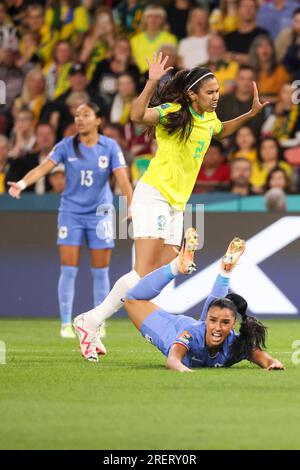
[0,0,300,202]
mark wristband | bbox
[17,179,27,191]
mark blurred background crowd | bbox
[0,0,300,203]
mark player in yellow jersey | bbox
[73,53,269,362]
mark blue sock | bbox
[127,265,174,301]
[91,267,110,307]
[58,266,78,324]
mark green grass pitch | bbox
[0,318,300,450]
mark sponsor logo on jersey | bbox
[160,103,170,110]
[68,157,78,162]
[98,155,109,169]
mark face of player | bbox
[74,104,101,135]
[189,77,220,114]
[205,306,236,350]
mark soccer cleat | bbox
[221,237,245,272]
[73,314,107,362]
[178,227,199,274]
[60,323,76,339]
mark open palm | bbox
[146,52,173,81]
[251,82,269,116]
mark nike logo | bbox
[68,157,78,162]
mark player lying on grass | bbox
[122,230,284,372]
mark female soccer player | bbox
[73,53,269,360]
[8,103,132,340]
[123,231,284,371]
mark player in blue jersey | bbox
[122,230,284,371]
[8,103,133,341]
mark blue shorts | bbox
[57,210,115,249]
[140,309,178,357]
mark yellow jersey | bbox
[142,103,223,211]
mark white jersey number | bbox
[80,170,94,187]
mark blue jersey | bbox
[49,135,126,214]
[141,310,244,369]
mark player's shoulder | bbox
[157,102,181,112]
[98,134,118,150]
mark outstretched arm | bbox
[166,344,192,372]
[250,348,285,370]
[130,52,173,125]
[7,159,56,199]
[216,82,269,139]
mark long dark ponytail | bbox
[226,293,267,362]
[149,67,215,142]
[73,102,102,158]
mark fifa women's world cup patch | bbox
[176,331,193,348]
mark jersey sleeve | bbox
[154,102,182,124]
[47,140,66,165]
[213,114,223,135]
[110,141,127,172]
[200,274,230,321]
[172,330,195,351]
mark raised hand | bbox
[146,52,174,82]
[7,181,22,199]
[250,82,270,117]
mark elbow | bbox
[130,111,141,123]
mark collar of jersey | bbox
[189,105,205,120]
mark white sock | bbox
[170,257,180,276]
[85,270,141,329]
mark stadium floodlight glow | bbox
[154,217,300,315]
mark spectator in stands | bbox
[166,0,195,40]
[110,73,138,125]
[44,40,73,100]
[193,141,231,193]
[89,36,140,109]
[251,136,293,193]
[8,108,36,159]
[262,83,300,142]
[20,4,55,65]
[48,164,66,194]
[130,5,177,74]
[45,0,89,50]
[16,31,42,73]
[275,7,300,63]
[204,33,239,95]
[5,122,56,193]
[113,0,145,35]
[282,9,300,81]
[178,6,210,69]
[13,67,47,122]
[209,0,240,34]
[264,187,287,212]
[248,35,290,103]
[0,46,24,127]
[46,63,106,136]
[229,126,257,163]
[257,0,298,40]
[0,1,18,53]
[217,65,266,140]
[265,166,292,193]
[225,0,269,65]
[229,157,254,196]
[80,6,115,80]
[0,134,9,193]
